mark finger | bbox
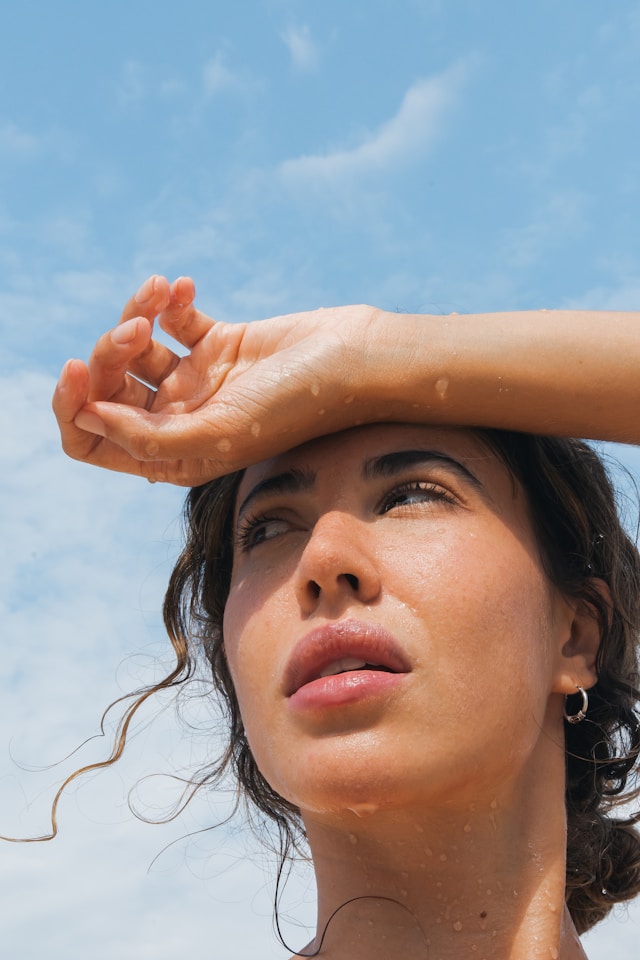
[116,275,187,387]
[72,402,221,485]
[71,443,200,486]
[87,316,157,402]
[108,371,157,410]
[87,316,183,400]
[157,277,215,350]
[118,275,171,325]
[127,335,181,389]
[170,275,196,307]
[53,359,89,428]
[55,358,195,484]
[74,400,227,466]
[53,359,104,461]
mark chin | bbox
[261,748,438,820]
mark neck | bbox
[297,758,587,960]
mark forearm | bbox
[363,310,640,444]
[55,277,640,486]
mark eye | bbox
[235,514,295,552]
[379,481,458,514]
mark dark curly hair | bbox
[20,430,638,936]
[159,430,640,936]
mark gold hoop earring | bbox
[563,686,589,724]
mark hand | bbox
[54,276,640,486]
[52,276,387,485]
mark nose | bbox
[295,511,381,615]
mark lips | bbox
[284,619,411,698]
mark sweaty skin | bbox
[223,424,599,960]
[52,275,640,485]
[51,277,637,957]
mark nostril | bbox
[309,580,321,599]
[343,573,359,591]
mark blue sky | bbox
[1,2,639,957]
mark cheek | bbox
[222,587,299,796]
[222,577,291,719]
[399,526,556,679]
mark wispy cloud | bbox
[0,255,126,371]
[0,367,318,959]
[117,59,147,106]
[499,192,587,269]
[202,52,239,97]
[563,277,640,311]
[0,122,39,158]
[281,25,318,71]
[517,82,606,186]
[279,64,465,186]
[116,59,190,108]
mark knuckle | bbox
[129,433,160,460]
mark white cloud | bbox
[2,367,639,959]
[202,52,238,97]
[159,76,189,98]
[499,192,587,270]
[281,25,318,71]
[584,903,640,960]
[279,64,465,186]
[0,369,182,740]
[116,60,189,108]
[0,367,317,958]
[0,121,39,158]
[117,59,147,106]
[562,278,640,311]
[0,259,127,371]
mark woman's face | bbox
[223,424,575,816]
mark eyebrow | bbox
[237,449,487,522]
[236,467,316,521]
[363,449,485,494]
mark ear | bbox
[551,579,611,694]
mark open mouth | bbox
[317,658,397,679]
[285,621,410,698]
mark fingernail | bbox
[172,276,190,307]
[134,276,156,304]
[75,411,107,437]
[57,359,80,391]
[112,318,139,344]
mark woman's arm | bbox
[52,275,640,485]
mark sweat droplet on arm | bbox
[435,377,449,400]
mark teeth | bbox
[319,657,368,678]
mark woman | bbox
[52,277,640,959]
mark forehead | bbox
[236,423,516,505]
